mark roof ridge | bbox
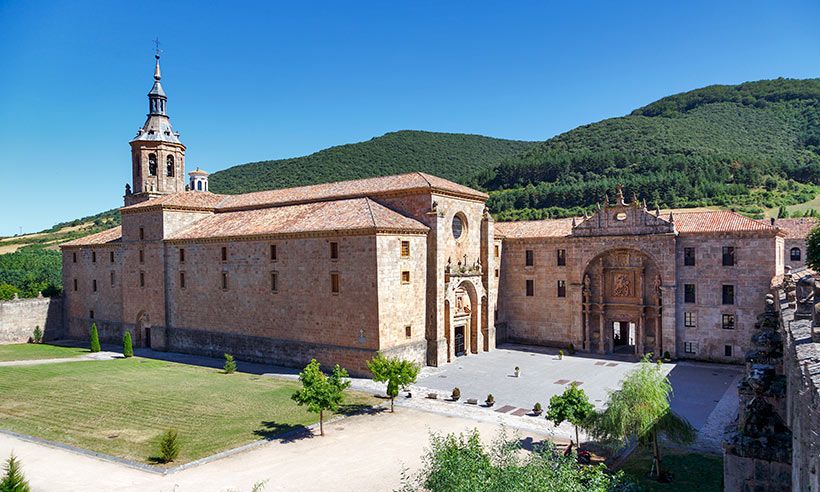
[363,197,377,228]
[416,171,433,188]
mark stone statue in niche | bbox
[125,183,132,195]
[455,291,472,316]
[653,274,662,298]
[613,273,631,297]
[582,274,591,295]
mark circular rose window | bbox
[452,214,466,240]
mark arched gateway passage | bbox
[443,277,485,361]
[581,249,664,356]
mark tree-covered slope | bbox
[208,130,537,193]
[485,78,820,220]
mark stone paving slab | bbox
[494,404,516,414]
[511,408,529,417]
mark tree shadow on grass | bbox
[254,421,314,443]
[336,403,386,417]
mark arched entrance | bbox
[135,311,150,349]
[581,249,663,356]
[444,278,483,360]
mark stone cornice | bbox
[165,227,427,245]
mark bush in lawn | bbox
[89,323,101,353]
[122,331,133,358]
[157,429,180,463]
[223,353,237,374]
[0,453,30,492]
[291,359,350,436]
[367,352,419,412]
[31,326,43,344]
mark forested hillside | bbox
[209,130,537,193]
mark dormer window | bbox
[148,153,157,176]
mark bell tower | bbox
[125,50,186,206]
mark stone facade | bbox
[0,297,63,344]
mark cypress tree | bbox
[0,453,30,492]
[90,323,101,353]
[123,331,133,358]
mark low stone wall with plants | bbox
[0,296,63,344]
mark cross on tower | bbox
[152,37,162,58]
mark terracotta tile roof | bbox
[672,211,779,234]
[167,198,427,241]
[494,218,576,239]
[766,218,819,239]
[217,172,488,211]
[61,226,122,247]
[120,192,226,212]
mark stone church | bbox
[62,55,808,373]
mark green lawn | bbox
[0,343,90,362]
[619,448,723,492]
[0,358,377,465]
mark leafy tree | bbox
[587,357,695,481]
[122,331,133,358]
[157,429,180,463]
[223,353,237,374]
[807,224,820,271]
[89,323,101,353]
[0,453,29,492]
[291,359,350,436]
[546,382,594,447]
[367,352,419,412]
[397,428,630,492]
[31,326,42,344]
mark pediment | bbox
[572,188,675,237]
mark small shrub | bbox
[568,343,575,355]
[122,331,134,358]
[533,402,542,413]
[0,453,30,492]
[663,350,672,361]
[451,387,461,401]
[558,349,564,360]
[89,323,101,353]
[223,353,237,374]
[32,326,43,344]
[158,429,180,463]
[486,393,494,405]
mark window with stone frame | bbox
[525,250,534,267]
[110,271,115,286]
[494,245,499,257]
[110,251,114,263]
[526,279,534,297]
[89,310,95,320]
[557,280,566,298]
[331,272,340,294]
[179,248,185,263]
[722,285,735,305]
[72,252,77,263]
[684,247,696,266]
[92,279,97,292]
[401,270,411,284]
[73,278,77,291]
[271,271,278,292]
[684,312,695,327]
[270,244,277,262]
[724,345,733,357]
[405,325,412,339]
[139,271,145,288]
[495,268,499,278]
[684,284,696,303]
[221,272,228,290]
[722,246,736,266]
[92,251,96,263]
[722,313,735,330]
[139,227,144,240]
[790,247,802,261]
[330,242,339,260]
[557,249,566,266]
[221,246,227,262]
[684,341,697,353]
[179,271,186,289]
[401,241,410,257]
[139,249,144,263]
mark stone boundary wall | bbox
[0,297,63,344]
[66,316,125,345]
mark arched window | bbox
[197,180,203,191]
[148,153,157,176]
[166,155,175,177]
[790,247,801,261]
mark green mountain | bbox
[209,130,537,194]
[485,78,820,220]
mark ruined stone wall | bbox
[0,297,63,343]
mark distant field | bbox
[765,192,820,218]
[0,343,90,362]
[0,358,377,465]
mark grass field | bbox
[0,358,377,465]
[619,448,723,491]
[0,343,90,362]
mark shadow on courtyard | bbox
[254,421,314,443]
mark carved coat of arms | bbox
[613,273,631,297]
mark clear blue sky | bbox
[1,0,819,236]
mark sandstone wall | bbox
[0,297,63,344]
[62,245,123,342]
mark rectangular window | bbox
[684,342,696,354]
[180,271,186,289]
[110,251,114,263]
[401,240,410,257]
[139,227,144,240]
[271,271,278,292]
[401,270,411,284]
[525,250,534,267]
[92,251,96,263]
[221,272,228,290]
[684,247,695,266]
[722,285,735,305]
[331,272,340,294]
[526,279,534,297]
[92,279,97,292]
[494,245,499,258]
[139,271,145,288]
[221,246,227,262]
[270,244,277,261]
[722,246,735,266]
[89,310,94,320]
[557,249,566,266]
[684,284,696,303]
[557,280,566,298]
[139,249,144,264]
[179,248,186,263]
[110,271,115,286]
[72,252,77,263]
[494,269,499,278]
[73,278,78,291]
[724,345,733,357]
[330,242,339,260]
[684,312,695,327]
[722,313,736,330]
[405,325,412,339]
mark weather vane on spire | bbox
[152,37,162,58]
